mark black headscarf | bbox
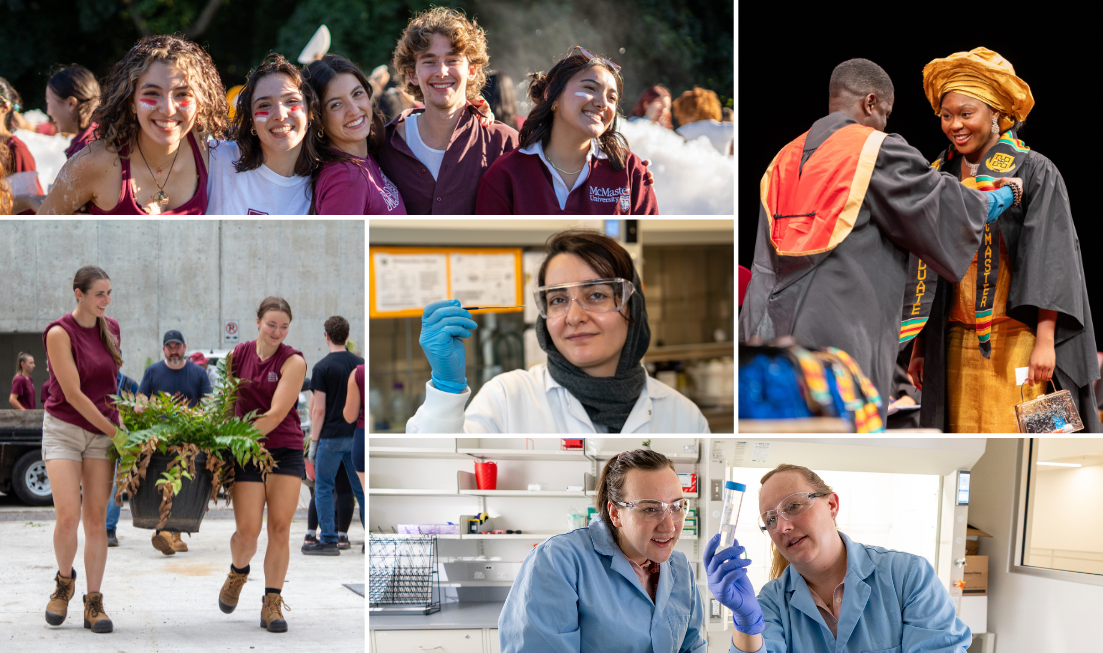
[536,269,651,432]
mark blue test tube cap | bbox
[725,481,747,492]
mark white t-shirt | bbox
[206,140,312,215]
[405,114,447,181]
[676,120,734,156]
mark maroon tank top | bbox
[230,341,305,450]
[42,314,121,434]
[354,364,365,428]
[88,131,207,215]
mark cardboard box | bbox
[965,525,993,556]
[963,555,988,596]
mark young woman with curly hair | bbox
[206,54,321,215]
[38,35,227,215]
[476,48,658,214]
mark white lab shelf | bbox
[462,531,561,540]
[582,490,698,498]
[368,446,467,459]
[459,489,588,497]
[456,448,589,461]
[368,532,463,540]
[590,450,700,463]
[368,488,458,496]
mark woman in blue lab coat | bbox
[706,464,972,653]
[499,449,707,653]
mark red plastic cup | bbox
[474,461,497,490]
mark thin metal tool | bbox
[462,305,525,310]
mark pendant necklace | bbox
[136,138,181,210]
[964,160,980,177]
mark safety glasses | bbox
[573,45,621,75]
[533,278,634,319]
[614,499,687,523]
[758,492,829,533]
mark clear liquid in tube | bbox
[718,481,747,550]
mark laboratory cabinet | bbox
[371,628,496,653]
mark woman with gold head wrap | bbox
[906,47,1099,433]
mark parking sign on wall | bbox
[224,320,239,344]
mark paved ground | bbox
[0,490,365,652]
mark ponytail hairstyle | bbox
[16,352,32,375]
[47,65,101,130]
[72,266,123,367]
[759,464,836,580]
[0,76,23,132]
[595,449,676,543]
[520,51,629,171]
[257,296,293,322]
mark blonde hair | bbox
[759,464,835,580]
[672,87,722,126]
[95,35,228,157]
[392,7,490,103]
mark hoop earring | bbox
[317,129,325,139]
[991,115,999,134]
[250,126,257,136]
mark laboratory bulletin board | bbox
[369,246,525,319]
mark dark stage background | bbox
[738,7,1100,345]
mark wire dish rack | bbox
[368,535,441,614]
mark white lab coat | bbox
[406,363,710,433]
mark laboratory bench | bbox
[369,600,505,630]
[369,601,505,653]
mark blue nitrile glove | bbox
[704,533,765,635]
[419,300,477,394]
[985,185,1014,223]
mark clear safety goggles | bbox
[614,498,688,523]
[533,278,634,319]
[758,492,829,533]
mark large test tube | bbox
[718,481,747,549]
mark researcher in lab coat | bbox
[406,228,709,433]
[499,449,708,652]
[705,464,971,653]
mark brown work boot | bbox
[151,531,176,556]
[218,568,249,614]
[82,592,113,633]
[171,532,188,553]
[260,592,290,633]
[45,569,77,626]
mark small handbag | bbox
[1014,380,1084,433]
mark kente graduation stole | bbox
[962,133,1029,358]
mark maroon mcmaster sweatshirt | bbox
[475,147,658,215]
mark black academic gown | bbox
[918,150,1100,433]
[740,112,990,422]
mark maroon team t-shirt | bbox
[10,374,35,409]
[42,314,121,433]
[314,154,407,215]
[354,364,365,429]
[230,340,305,450]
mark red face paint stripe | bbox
[254,111,270,116]
[139,99,157,107]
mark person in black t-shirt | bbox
[136,330,213,555]
[302,316,365,555]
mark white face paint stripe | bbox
[254,111,270,123]
[575,92,594,100]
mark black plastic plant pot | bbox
[129,451,213,533]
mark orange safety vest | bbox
[760,123,887,256]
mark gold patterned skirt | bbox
[946,321,1044,433]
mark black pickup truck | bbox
[0,409,51,506]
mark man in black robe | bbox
[740,59,1016,423]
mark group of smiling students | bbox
[8,7,657,216]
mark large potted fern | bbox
[110,353,274,532]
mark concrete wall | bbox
[968,438,1103,652]
[0,220,364,383]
